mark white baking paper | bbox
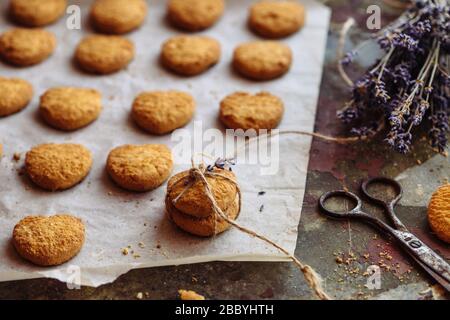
[0,0,330,287]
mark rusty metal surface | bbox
[0,0,448,300]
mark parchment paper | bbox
[0,0,330,287]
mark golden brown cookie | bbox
[428,184,450,243]
[167,168,238,218]
[75,35,135,74]
[0,77,33,117]
[106,144,173,192]
[90,0,148,34]
[233,41,292,80]
[161,36,221,76]
[9,0,67,27]
[179,290,206,300]
[40,87,102,131]
[167,193,239,237]
[168,0,225,31]
[219,92,284,130]
[132,91,196,135]
[0,28,56,66]
[249,1,306,38]
[13,214,85,266]
[25,143,93,191]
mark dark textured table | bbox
[0,0,448,300]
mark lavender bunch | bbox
[339,0,450,154]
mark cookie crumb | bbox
[136,292,143,300]
[122,248,129,255]
[13,153,21,161]
[178,289,205,300]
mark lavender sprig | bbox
[339,0,449,154]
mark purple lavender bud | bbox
[392,33,419,51]
[424,86,434,94]
[341,50,357,66]
[374,80,390,103]
[389,115,402,126]
[350,122,379,137]
[337,107,359,123]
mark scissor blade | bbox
[392,229,450,289]
[412,257,450,293]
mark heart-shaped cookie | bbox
[25,143,93,191]
[13,214,85,266]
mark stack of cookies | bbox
[166,167,240,237]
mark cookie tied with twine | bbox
[166,159,240,237]
[165,155,330,300]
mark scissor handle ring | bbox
[319,190,362,219]
[361,177,403,207]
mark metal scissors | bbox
[319,177,450,292]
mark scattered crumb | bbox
[136,292,143,300]
[138,242,145,248]
[122,248,129,256]
[156,243,161,249]
[133,254,141,259]
[259,205,264,212]
[192,276,198,283]
[179,289,205,301]
[258,191,266,196]
[13,153,20,161]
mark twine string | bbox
[337,18,356,87]
[224,128,384,162]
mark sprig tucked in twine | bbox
[166,128,379,300]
